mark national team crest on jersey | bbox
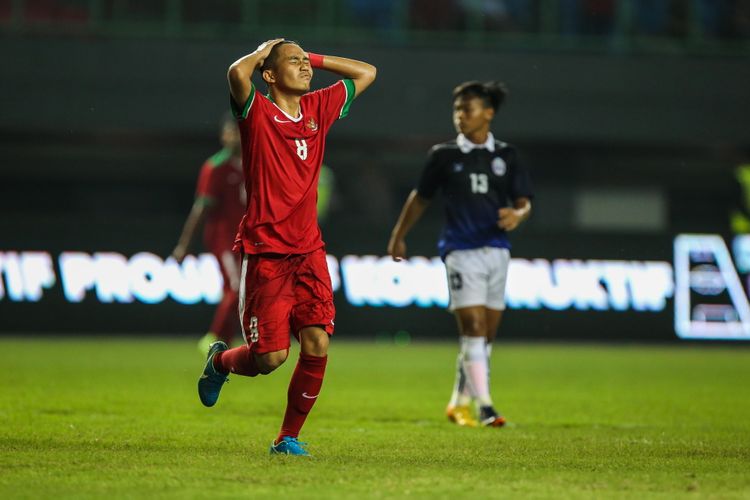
[491,157,507,176]
[306,117,318,131]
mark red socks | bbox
[213,345,260,377]
[277,353,328,441]
[214,348,328,442]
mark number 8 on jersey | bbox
[295,139,308,160]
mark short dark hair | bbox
[452,81,508,112]
[261,40,301,72]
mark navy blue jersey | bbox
[416,133,533,259]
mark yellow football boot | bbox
[446,405,479,427]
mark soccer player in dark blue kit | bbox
[388,81,533,427]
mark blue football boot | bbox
[269,437,311,457]
[198,341,229,407]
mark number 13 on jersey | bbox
[470,173,488,193]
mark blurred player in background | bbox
[388,81,533,428]
[317,163,336,224]
[172,114,245,353]
[729,158,750,234]
[198,39,376,456]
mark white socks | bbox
[460,336,492,407]
[448,352,471,407]
[449,337,495,408]
[485,341,492,394]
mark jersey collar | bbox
[457,132,495,154]
[271,101,303,122]
[266,93,303,122]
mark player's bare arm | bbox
[310,53,377,97]
[227,38,284,107]
[388,190,431,261]
[172,200,211,263]
[498,197,532,231]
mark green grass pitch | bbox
[1,337,748,499]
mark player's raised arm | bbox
[227,38,284,107]
[387,190,431,261]
[307,52,377,97]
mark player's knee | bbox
[299,327,329,357]
[305,336,328,357]
[461,319,486,337]
[312,334,329,355]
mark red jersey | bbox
[195,149,246,254]
[231,79,355,255]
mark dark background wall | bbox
[2,36,745,232]
[3,37,749,145]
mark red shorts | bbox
[239,248,335,354]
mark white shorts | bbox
[444,247,511,311]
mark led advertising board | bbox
[2,234,748,340]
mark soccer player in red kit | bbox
[197,38,376,456]
[172,114,245,352]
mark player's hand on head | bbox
[255,38,284,57]
[388,237,407,262]
[253,38,285,72]
[498,207,520,231]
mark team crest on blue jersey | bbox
[452,163,464,173]
[491,157,507,176]
[306,117,318,131]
